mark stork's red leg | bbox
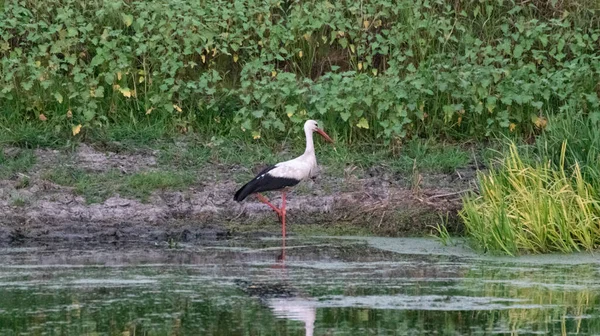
[281,191,287,239]
[256,193,282,217]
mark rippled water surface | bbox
[0,237,599,335]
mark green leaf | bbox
[54,92,63,104]
[83,109,96,121]
[67,27,78,37]
[443,105,455,119]
[21,81,34,91]
[95,86,105,98]
[486,96,497,112]
[340,112,351,121]
[241,119,252,130]
[104,73,115,85]
[90,54,105,67]
[395,105,407,117]
[513,45,524,58]
[356,117,369,129]
[121,14,134,27]
[285,104,297,118]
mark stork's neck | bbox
[303,128,315,156]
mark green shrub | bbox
[1,0,599,143]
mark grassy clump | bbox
[461,142,600,255]
[0,149,36,179]
[43,169,195,203]
[0,0,599,146]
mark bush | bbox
[1,0,599,143]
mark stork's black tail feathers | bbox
[234,180,258,202]
[234,165,300,202]
[234,166,277,202]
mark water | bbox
[0,237,599,335]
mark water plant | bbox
[431,213,453,246]
[461,142,600,255]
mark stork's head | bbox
[304,120,334,143]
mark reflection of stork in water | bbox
[236,237,317,336]
[267,296,316,336]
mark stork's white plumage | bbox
[234,120,334,238]
[268,297,316,336]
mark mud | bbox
[0,145,477,245]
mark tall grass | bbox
[461,142,600,255]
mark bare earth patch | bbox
[0,145,476,245]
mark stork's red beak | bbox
[315,128,334,143]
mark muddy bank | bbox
[0,145,477,245]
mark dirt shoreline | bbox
[0,144,476,246]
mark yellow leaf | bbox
[252,131,261,140]
[358,62,363,70]
[363,20,370,29]
[173,104,182,113]
[233,54,239,62]
[117,72,122,80]
[35,61,41,67]
[287,111,293,118]
[39,113,47,121]
[201,55,206,63]
[120,88,132,98]
[271,70,277,77]
[145,107,154,115]
[509,123,516,132]
[212,48,217,56]
[89,88,95,97]
[534,116,547,129]
[66,109,73,118]
[113,84,121,90]
[303,33,311,41]
[300,109,307,116]
[356,117,369,129]
[298,51,303,58]
[72,124,82,136]
[372,69,378,76]
[138,76,144,83]
[350,44,355,53]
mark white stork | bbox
[234,120,334,238]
